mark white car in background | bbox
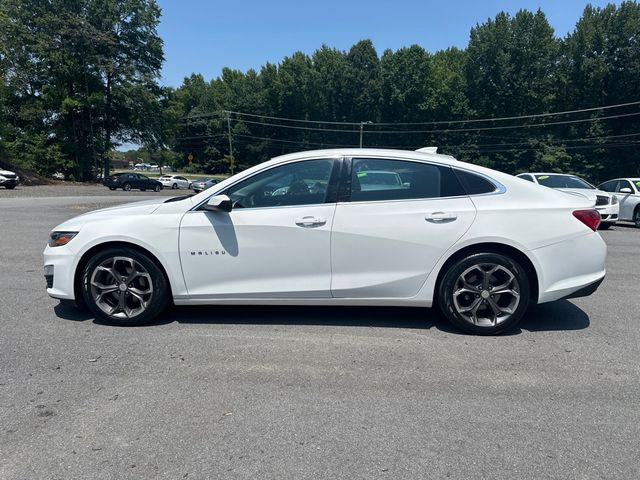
[158,174,190,190]
[0,168,19,189]
[517,172,619,229]
[43,148,606,335]
[597,178,640,228]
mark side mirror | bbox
[619,187,633,194]
[203,194,232,212]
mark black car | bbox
[103,173,163,192]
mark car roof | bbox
[524,172,577,177]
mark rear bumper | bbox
[532,231,607,303]
[563,276,605,300]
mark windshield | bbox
[535,174,594,189]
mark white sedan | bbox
[597,178,640,228]
[516,172,619,229]
[43,149,606,335]
[158,175,190,190]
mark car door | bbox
[179,158,340,298]
[616,179,636,220]
[177,176,189,189]
[330,157,477,298]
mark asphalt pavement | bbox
[1,185,639,479]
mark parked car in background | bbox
[44,148,607,335]
[159,175,190,190]
[190,177,219,193]
[517,172,619,229]
[103,173,162,192]
[597,178,640,227]
[0,169,19,189]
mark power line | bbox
[210,110,640,134]
[179,100,640,128]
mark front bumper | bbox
[596,203,620,223]
[43,244,77,300]
[0,178,18,186]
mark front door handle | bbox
[295,216,327,227]
[425,212,457,223]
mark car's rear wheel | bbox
[81,247,169,326]
[438,252,530,335]
[154,184,161,192]
[634,207,640,228]
[171,183,177,189]
[5,185,16,189]
[123,183,131,191]
[108,187,116,191]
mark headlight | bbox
[611,196,618,204]
[49,231,78,247]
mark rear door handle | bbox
[295,216,327,227]
[425,212,457,223]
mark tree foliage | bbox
[0,0,163,180]
[1,2,640,182]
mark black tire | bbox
[5,184,16,189]
[635,207,640,228]
[141,188,146,192]
[598,223,612,230]
[171,183,177,190]
[154,184,161,192]
[81,247,170,326]
[109,186,116,191]
[437,252,530,335]
[123,183,132,192]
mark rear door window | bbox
[349,158,465,202]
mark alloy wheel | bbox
[89,256,153,319]
[452,263,521,327]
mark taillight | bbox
[573,209,601,231]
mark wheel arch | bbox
[73,241,173,305]
[433,242,540,305]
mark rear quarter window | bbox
[454,169,498,195]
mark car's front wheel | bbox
[154,184,161,192]
[122,183,131,192]
[81,247,169,326]
[634,207,640,228]
[171,183,177,189]
[438,252,530,335]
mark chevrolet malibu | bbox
[44,149,606,335]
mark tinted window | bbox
[226,159,334,209]
[350,158,465,202]
[139,175,150,181]
[597,180,618,192]
[455,169,498,194]
[618,180,633,192]
[518,174,534,183]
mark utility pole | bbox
[359,121,372,148]
[226,111,235,175]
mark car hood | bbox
[0,169,16,176]
[51,199,166,231]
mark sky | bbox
[156,0,620,87]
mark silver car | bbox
[597,178,640,227]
